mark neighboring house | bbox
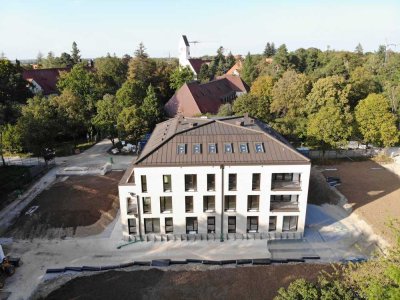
[179,35,211,78]
[119,115,311,241]
[22,68,70,96]
[226,59,243,76]
[164,74,249,117]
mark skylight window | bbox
[193,143,202,154]
[224,143,233,153]
[208,143,217,153]
[239,143,248,153]
[177,144,186,154]
[255,143,264,153]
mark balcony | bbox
[271,180,301,191]
[270,201,299,212]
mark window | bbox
[177,144,186,154]
[224,195,236,211]
[252,173,261,190]
[272,173,293,181]
[203,196,215,212]
[283,216,298,232]
[247,195,260,211]
[239,143,248,153]
[207,174,215,191]
[193,143,202,154]
[224,143,233,153]
[271,195,297,202]
[255,143,264,153]
[186,217,198,234]
[228,216,236,233]
[247,216,259,233]
[228,174,237,191]
[185,196,193,212]
[128,218,137,234]
[144,218,160,233]
[160,196,173,213]
[269,216,277,232]
[163,175,172,192]
[208,143,217,153]
[141,175,147,193]
[207,217,215,233]
[185,174,197,191]
[127,197,137,215]
[165,217,173,234]
[142,197,151,214]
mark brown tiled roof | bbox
[188,58,211,74]
[134,116,310,167]
[164,75,249,117]
[22,68,70,95]
[226,60,242,75]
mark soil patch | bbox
[6,171,122,239]
[41,264,332,300]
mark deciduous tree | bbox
[169,66,194,90]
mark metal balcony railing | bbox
[271,180,301,191]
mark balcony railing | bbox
[270,201,299,212]
[271,180,301,191]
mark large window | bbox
[128,218,137,234]
[141,175,147,193]
[127,197,137,215]
[282,216,298,232]
[224,195,236,211]
[163,175,172,192]
[269,216,277,232]
[207,217,216,233]
[185,196,193,213]
[247,195,260,211]
[203,196,215,212]
[207,174,215,191]
[185,174,197,191]
[252,173,260,191]
[247,216,259,233]
[228,174,237,191]
[165,217,173,234]
[160,196,173,213]
[144,218,160,234]
[142,197,151,214]
[272,173,293,181]
[186,217,198,234]
[228,216,236,233]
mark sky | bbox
[0,0,399,60]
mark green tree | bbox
[273,44,291,75]
[250,75,274,121]
[169,66,194,90]
[59,52,74,67]
[117,105,143,141]
[1,124,22,154]
[141,85,163,132]
[225,52,236,71]
[232,94,258,117]
[198,64,211,83]
[95,54,128,94]
[355,93,398,147]
[116,80,146,108]
[217,103,233,116]
[264,42,276,58]
[127,43,156,86]
[355,43,364,55]
[241,52,258,86]
[348,66,381,108]
[71,41,81,64]
[92,94,119,145]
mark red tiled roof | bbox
[226,60,242,75]
[22,68,70,95]
[188,58,211,74]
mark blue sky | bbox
[0,0,399,59]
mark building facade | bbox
[119,116,310,241]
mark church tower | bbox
[179,35,191,67]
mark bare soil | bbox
[41,264,333,300]
[6,171,123,239]
[322,160,400,244]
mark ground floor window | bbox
[282,216,298,232]
[144,218,160,234]
[207,216,215,233]
[228,216,236,233]
[128,218,137,234]
[269,216,277,231]
[247,216,259,233]
[186,217,198,234]
[165,217,173,234]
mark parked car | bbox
[326,176,341,187]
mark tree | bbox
[264,42,276,58]
[71,41,81,64]
[273,44,291,75]
[355,43,364,55]
[134,42,148,59]
[59,52,74,67]
[250,75,274,121]
[225,52,236,71]
[95,54,128,94]
[348,66,381,108]
[117,105,144,141]
[217,103,233,116]
[141,85,163,132]
[198,64,211,83]
[169,66,194,90]
[92,94,119,145]
[128,43,156,86]
[116,80,146,108]
[355,93,398,147]
[1,124,22,154]
[241,52,258,86]
[232,94,258,117]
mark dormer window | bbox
[193,143,202,154]
[177,144,186,154]
[239,143,248,153]
[255,143,264,153]
[224,143,233,153]
[208,143,217,153]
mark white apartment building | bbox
[119,116,311,241]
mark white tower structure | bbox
[179,35,191,67]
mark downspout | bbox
[136,195,143,241]
[220,164,225,242]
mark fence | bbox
[307,149,380,160]
[0,157,47,167]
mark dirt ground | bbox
[6,171,123,239]
[322,160,400,244]
[40,264,332,300]
[308,167,341,205]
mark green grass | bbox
[0,165,32,207]
[55,140,95,156]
